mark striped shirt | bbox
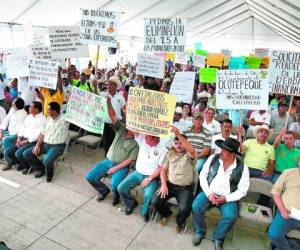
[43,114,69,145]
[184,126,212,152]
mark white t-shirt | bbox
[211,133,237,154]
[134,134,167,176]
[100,91,126,123]
[289,122,300,148]
[203,119,221,135]
[248,111,271,131]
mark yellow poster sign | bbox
[126,88,176,138]
[206,53,224,67]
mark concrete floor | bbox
[0,144,270,250]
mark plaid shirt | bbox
[43,114,69,144]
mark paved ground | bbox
[0,144,270,250]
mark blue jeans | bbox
[86,159,129,195]
[249,168,272,182]
[196,157,208,173]
[23,143,65,176]
[2,135,17,165]
[192,192,238,241]
[5,142,35,168]
[118,170,158,217]
[268,211,300,250]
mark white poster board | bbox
[255,48,270,58]
[269,50,300,96]
[31,46,52,60]
[144,18,187,52]
[216,69,269,110]
[23,25,49,47]
[49,26,89,59]
[194,55,206,68]
[136,53,165,79]
[80,9,120,47]
[28,59,59,90]
[175,52,186,64]
[5,48,30,78]
[169,71,195,103]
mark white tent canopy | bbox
[0,0,299,52]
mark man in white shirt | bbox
[23,102,69,182]
[118,134,167,222]
[3,102,46,172]
[100,77,126,156]
[1,98,27,170]
[211,119,237,154]
[248,110,271,131]
[192,138,250,250]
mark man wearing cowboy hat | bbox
[240,124,275,181]
[192,138,250,250]
[100,76,126,156]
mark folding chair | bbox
[76,131,102,150]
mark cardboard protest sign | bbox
[246,56,262,69]
[199,68,217,83]
[269,50,300,96]
[169,72,195,103]
[28,59,59,90]
[206,53,224,68]
[255,48,270,58]
[194,55,206,68]
[49,26,89,59]
[31,46,52,60]
[66,87,107,134]
[136,53,165,79]
[126,88,176,138]
[5,48,30,78]
[229,57,247,69]
[80,9,120,47]
[216,69,269,110]
[144,18,187,52]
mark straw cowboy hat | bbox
[253,124,270,137]
[108,77,122,90]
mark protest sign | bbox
[126,88,176,138]
[255,48,270,58]
[5,48,30,78]
[80,9,120,47]
[136,53,165,79]
[169,71,195,103]
[144,18,187,52]
[221,49,232,57]
[175,52,185,64]
[195,49,208,56]
[216,69,269,110]
[199,68,217,83]
[194,55,206,68]
[66,87,107,134]
[28,59,59,90]
[49,26,89,59]
[31,46,52,60]
[269,50,300,96]
[23,25,48,47]
[246,56,262,69]
[206,53,224,68]
[229,57,247,69]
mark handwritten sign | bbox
[28,59,59,90]
[175,52,186,64]
[269,50,300,95]
[199,68,217,83]
[194,55,206,68]
[31,46,52,60]
[80,9,120,47]
[49,26,89,59]
[221,49,232,57]
[169,72,195,103]
[5,48,30,78]
[126,88,176,138]
[216,69,269,110]
[229,57,247,69]
[136,53,165,79]
[66,87,107,134]
[255,48,270,58]
[246,56,262,69]
[206,53,224,68]
[144,18,187,52]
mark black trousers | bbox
[103,123,115,156]
[152,182,193,227]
